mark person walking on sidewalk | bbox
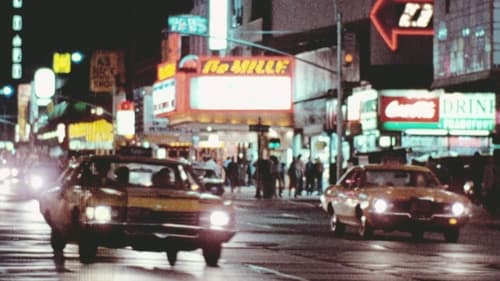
[305,157,316,196]
[315,157,324,195]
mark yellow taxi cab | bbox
[38,155,236,266]
[320,163,472,242]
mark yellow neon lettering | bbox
[264,60,276,74]
[275,60,290,74]
[201,60,220,74]
[255,60,266,74]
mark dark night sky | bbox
[0,0,194,132]
[1,0,194,86]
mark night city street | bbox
[2,0,500,280]
[1,183,500,281]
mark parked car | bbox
[192,161,225,196]
[38,155,236,266]
[320,163,473,242]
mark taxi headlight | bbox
[0,167,10,180]
[373,199,388,213]
[30,175,43,190]
[209,210,230,227]
[451,202,465,216]
[86,206,112,222]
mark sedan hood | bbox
[362,186,469,204]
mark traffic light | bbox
[268,138,281,149]
[343,52,353,67]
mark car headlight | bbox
[0,167,10,180]
[373,199,388,213]
[451,202,465,216]
[209,210,230,227]
[30,175,43,190]
[85,206,112,223]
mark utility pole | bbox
[335,0,344,180]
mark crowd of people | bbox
[217,153,325,199]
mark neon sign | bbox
[200,57,292,75]
[370,0,434,51]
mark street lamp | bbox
[0,85,14,140]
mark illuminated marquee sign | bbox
[200,57,292,76]
[370,0,434,51]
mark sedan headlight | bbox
[451,202,465,216]
[85,206,112,223]
[209,210,230,227]
[29,175,43,190]
[373,199,388,213]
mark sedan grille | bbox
[391,199,448,218]
[127,208,199,226]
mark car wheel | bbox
[330,212,345,236]
[358,215,373,239]
[50,228,66,253]
[203,244,222,267]
[166,250,178,266]
[443,228,460,243]
[411,230,424,241]
[78,234,97,264]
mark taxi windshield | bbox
[364,169,440,188]
[83,159,201,191]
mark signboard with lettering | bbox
[379,90,440,130]
[199,57,292,76]
[90,51,118,92]
[167,15,208,36]
[153,79,176,115]
[370,0,434,51]
[439,93,495,131]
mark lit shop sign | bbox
[440,93,495,131]
[116,101,135,136]
[157,61,176,81]
[11,0,23,79]
[53,52,71,74]
[167,14,208,36]
[200,57,292,76]
[68,120,113,150]
[381,96,439,123]
[153,79,176,115]
[370,0,434,51]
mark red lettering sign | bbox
[380,96,439,122]
[370,0,434,51]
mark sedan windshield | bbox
[364,170,440,188]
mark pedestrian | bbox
[305,157,316,196]
[270,155,282,198]
[470,152,485,204]
[482,151,500,215]
[227,156,239,193]
[294,154,305,197]
[287,158,297,197]
[314,157,324,194]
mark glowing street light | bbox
[0,85,14,97]
[71,51,83,64]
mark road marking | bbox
[248,264,310,281]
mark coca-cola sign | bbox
[380,96,439,123]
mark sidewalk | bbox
[222,184,321,204]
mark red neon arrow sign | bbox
[370,0,434,51]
